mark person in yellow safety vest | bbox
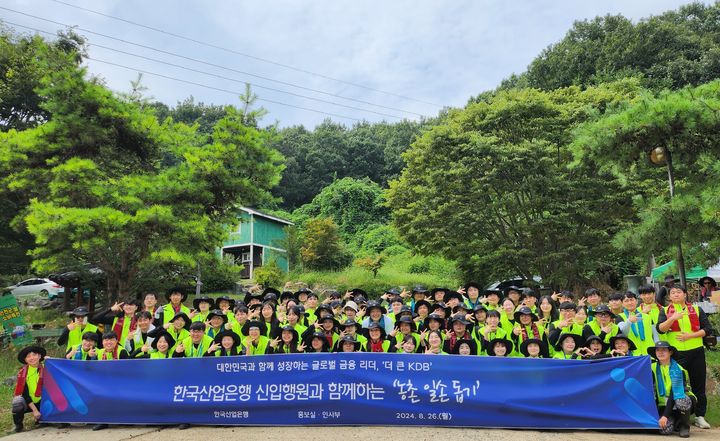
[136,332,175,359]
[205,309,230,340]
[648,341,697,437]
[608,334,638,357]
[174,322,214,358]
[57,306,101,351]
[547,302,583,354]
[267,325,306,354]
[243,320,270,355]
[210,330,244,356]
[12,346,45,433]
[617,292,658,356]
[657,286,714,430]
[189,295,214,323]
[96,332,129,361]
[65,332,98,360]
[154,287,191,328]
[148,311,190,353]
[581,305,619,348]
[638,284,664,326]
[362,322,396,353]
[92,299,141,349]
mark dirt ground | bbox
[3,425,719,441]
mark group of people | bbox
[12,279,716,436]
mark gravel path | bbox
[3,425,719,441]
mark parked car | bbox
[4,278,64,299]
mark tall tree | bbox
[387,80,642,287]
[572,80,720,276]
[0,55,283,299]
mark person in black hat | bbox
[582,305,619,346]
[443,314,472,354]
[483,289,503,311]
[57,306,101,352]
[608,334,638,357]
[66,331,99,360]
[430,302,451,320]
[443,291,464,309]
[363,322,396,353]
[470,304,488,329]
[552,333,583,359]
[429,287,447,304]
[12,345,46,432]
[205,309,229,339]
[451,338,477,356]
[294,287,312,304]
[503,286,523,307]
[408,286,428,310]
[155,287,191,328]
[268,325,304,354]
[423,313,446,335]
[698,276,716,302]
[391,316,420,349]
[303,314,339,350]
[580,335,609,359]
[149,311,190,352]
[243,290,265,308]
[92,298,141,349]
[657,285,713,429]
[205,329,245,357]
[190,295,215,323]
[648,341,697,437]
[520,338,549,358]
[459,282,483,309]
[361,301,394,334]
[306,331,331,353]
[487,338,514,357]
[215,295,236,316]
[512,306,549,353]
[337,335,362,353]
[337,319,367,351]
[242,320,270,355]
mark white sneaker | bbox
[694,416,711,429]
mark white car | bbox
[4,278,64,299]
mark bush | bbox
[408,260,430,274]
[358,224,403,254]
[253,260,284,288]
[383,244,409,256]
[300,217,352,270]
[201,259,243,293]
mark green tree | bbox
[572,80,720,278]
[292,177,389,239]
[0,56,283,299]
[300,218,352,270]
[387,81,642,287]
[510,3,720,92]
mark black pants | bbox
[674,347,706,417]
[12,399,41,428]
[659,395,696,432]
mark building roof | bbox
[240,207,294,225]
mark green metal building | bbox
[221,207,293,279]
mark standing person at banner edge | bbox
[657,285,713,429]
[12,346,45,433]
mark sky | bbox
[0,0,711,128]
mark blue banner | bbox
[41,354,659,429]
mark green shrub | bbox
[254,260,284,288]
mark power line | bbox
[49,0,443,108]
[4,20,407,120]
[89,57,365,122]
[0,7,424,118]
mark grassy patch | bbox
[285,252,460,295]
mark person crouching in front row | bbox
[649,341,696,438]
[12,346,46,433]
